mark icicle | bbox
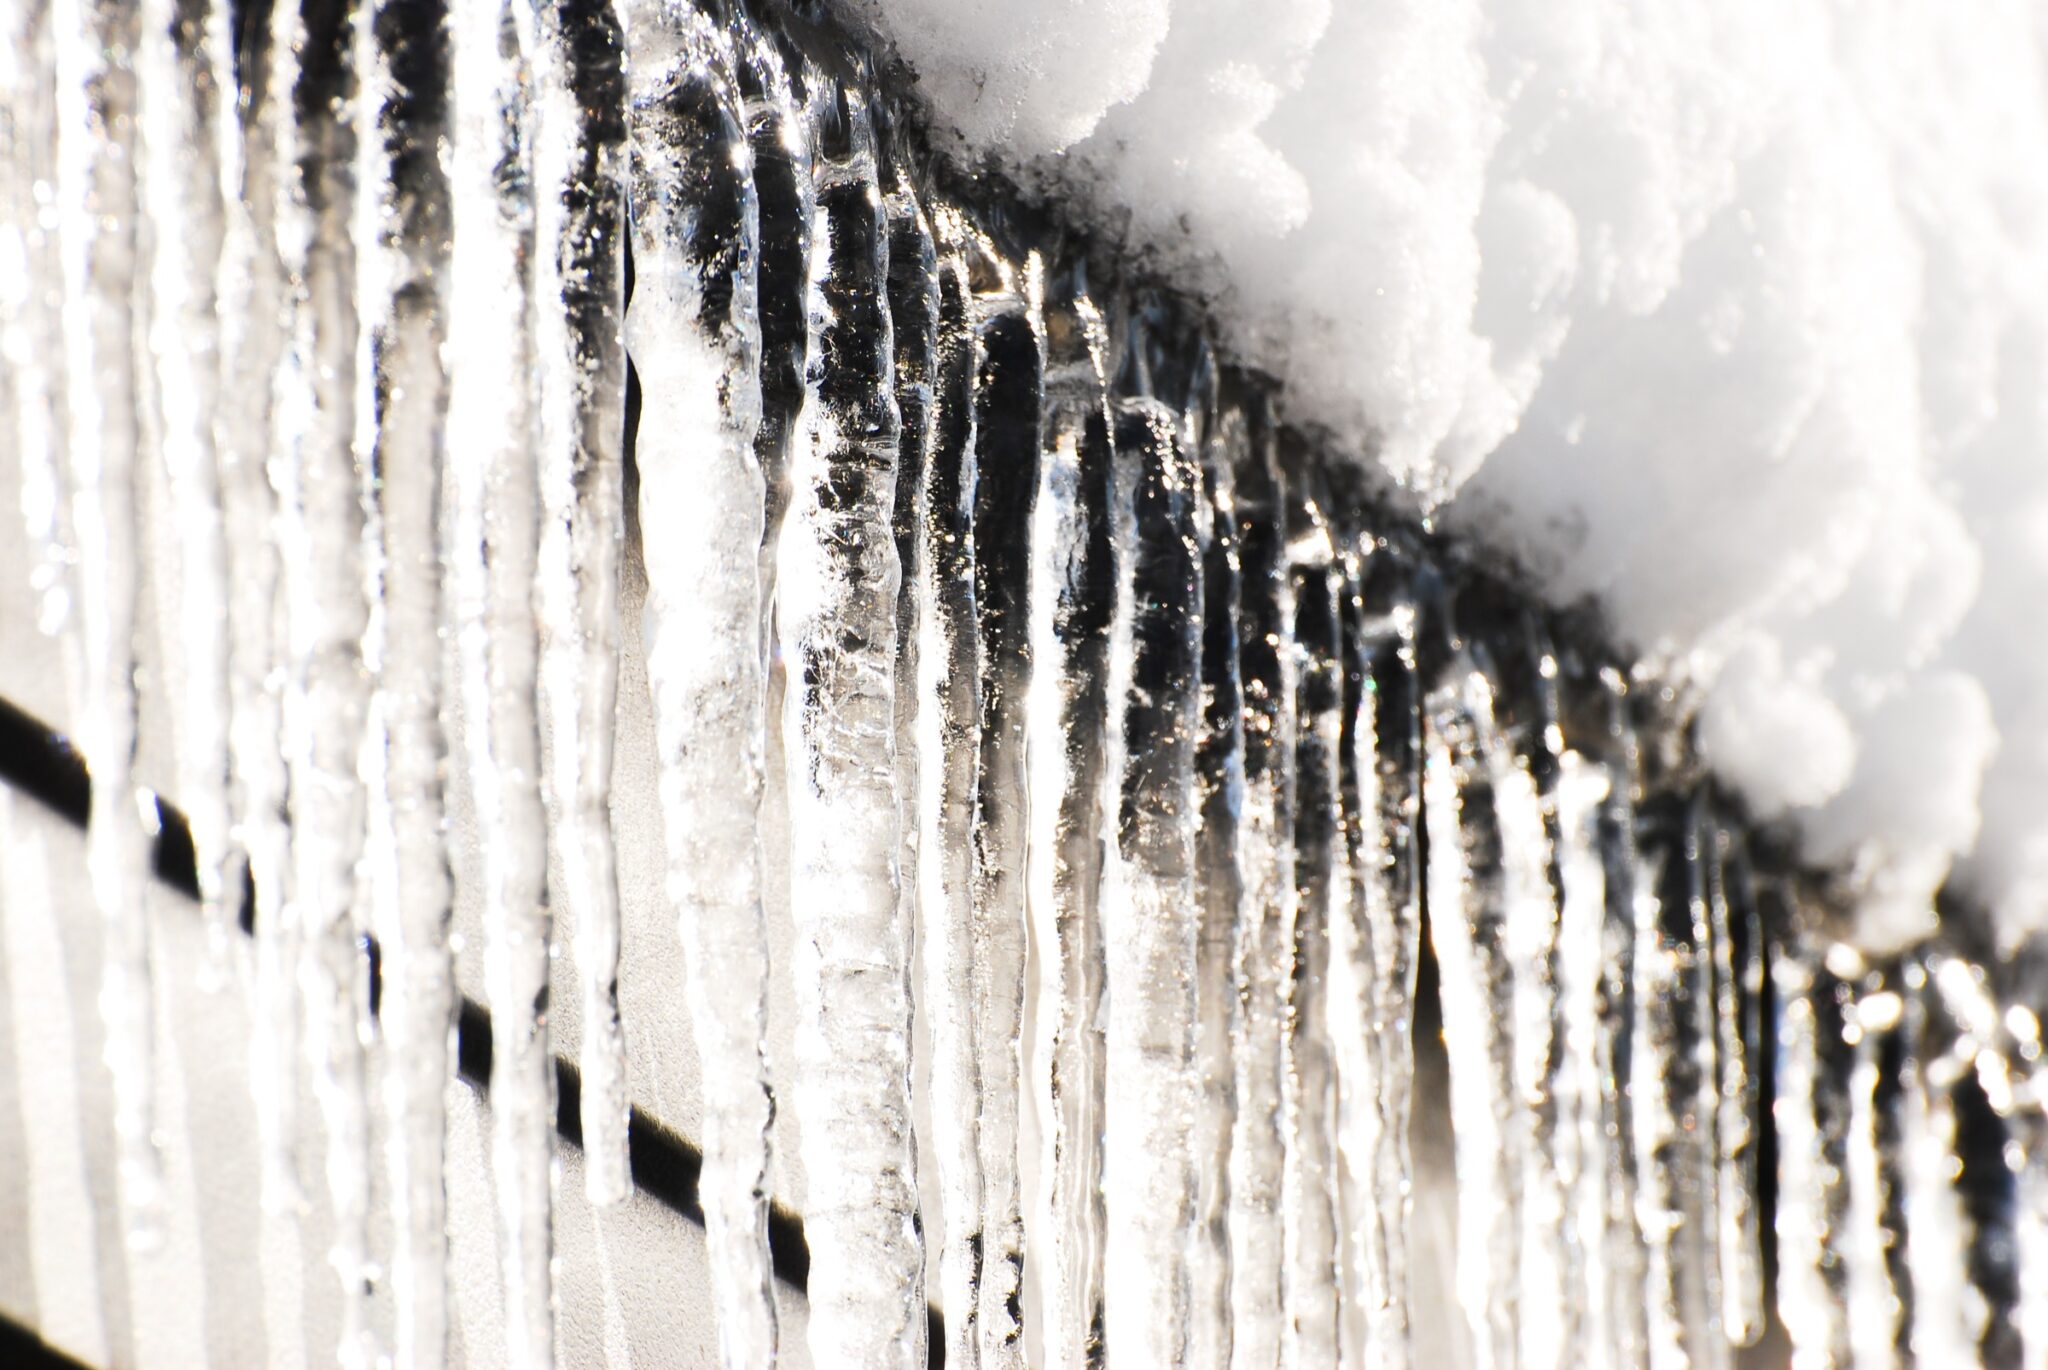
[731,30,810,641]
[357,0,457,1361]
[203,0,300,1220]
[1421,645,1522,1369]
[1946,1011,2025,1366]
[1101,391,1204,1368]
[1330,547,1376,1370]
[778,76,926,1369]
[1632,794,1725,1370]
[621,9,778,1362]
[1842,983,1907,1369]
[917,210,988,1370]
[53,0,162,1253]
[1553,743,1617,1369]
[1353,543,1423,1370]
[1227,401,1296,1370]
[1281,459,1342,1369]
[1489,623,1568,1370]
[966,235,1044,1369]
[1774,943,1854,1369]
[137,0,237,972]
[1708,830,1766,1347]
[2016,1098,2048,1370]
[270,0,376,1355]
[530,0,633,1209]
[1189,360,1243,1370]
[1584,673,1652,1366]
[2,0,80,685]
[1023,259,1115,1370]
[450,1,553,1363]
[1897,963,1984,1363]
[883,171,935,1310]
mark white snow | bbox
[858,0,2048,950]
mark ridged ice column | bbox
[52,0,161,1254]
[621,8,779,1364]
[358,0,458,1361]
[778,77,926,1369]
[968,236,1045,1368]
[450,1,553,1362]
[271,0,375,1356]
[531,0,634,1208]
[137,0,237,969]
[1024,263,1115,1370]
[1226,407,1297,1370]
[1101,393,1204,1367]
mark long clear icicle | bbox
[1228,405,1296,1370]
[1554,744,1617,1369]
[1190,360,1244,1370]
[919,211,988,1369]
[224,2,300,1216]
[1422,653,1520,1368]
[1101,395,1203,1367]
[1024,262,1114,1370]
[1492,634,1567,1370]
[358,0,458,1360]
[531,0,633,1209]
[1330,547,1376,1369]
[1634,795,1725,1370]
[137,0,238,970]
[2015,1083,2048,1370]
[55,0,160,1253]
[272,0,375,1354]
[1775,942,1854,1368]
[883,169,936,1355]
[1341,543,1423,1370]
[450,2,553,1362]
[1898,966,1982,1363]
[778,77,926,1369]
[620,8,778,1363]
[1592,673,1651,1364]
[1843,985,1906,1369]
[53,0,162,1250]
[2,0,80,690]
[1708,828,1766,1347]
[1283,472,1342,1369]
[969,237,1044,1370]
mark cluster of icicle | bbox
[1774,931,2048,1370]
[4,1,2047,1368]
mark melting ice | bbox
[4,2,2048,1369]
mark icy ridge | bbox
[852,0,2048,950]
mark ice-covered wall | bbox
[856,0,2048,951]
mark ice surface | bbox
[532,0,634,1213]
[270,0,376,1358]
[968,235,1043,1368]
[856,0,2048,949]
[621,6,780,1365]
[1022,260,1115,1370]
[914,213,990,1370]
[358,0,459,1361]
[1224,401,1297,1370]
[775,74,927,1369]
[19,4,2048,1368]
[1100,392,1203,1366]
[52,0,163,1254]
[137,0,237,974]
[449,2,554,1362]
